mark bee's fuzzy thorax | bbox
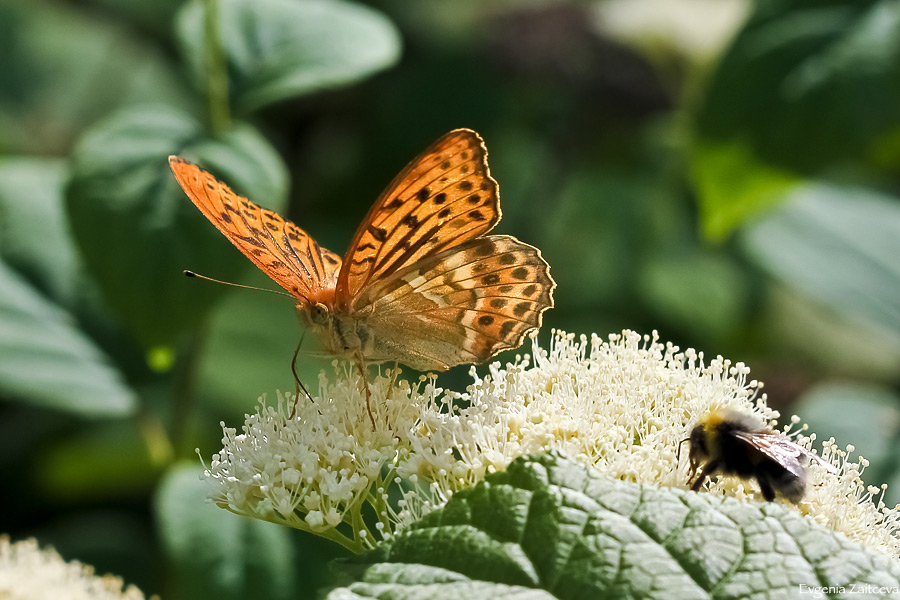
[701,409,765,436]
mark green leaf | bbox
[0,158,79,304]
[542,171,648,310]
[691,140,800,241]
[638,251,749,342]
[0,0,190,155]
[326,453,900,599]
[65,105,288,347]
[196,277,326,413]
[175,0,401,112]
[0,258,136,417]
[761,284,900,379]
[695,0,900,174]
[793,382,900,480]
[155,463,296,600]
[741,183,900,336]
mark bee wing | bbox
[733,432,837,477]
[804,448,841,474]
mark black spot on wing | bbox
[474,241,495,257]
[511,267,529,280]
[369,226,388,242]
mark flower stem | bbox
[226,507,367,554]
[368,469,397,535]
[203,0,230,135]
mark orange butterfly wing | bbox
[331,129,554,370]
[335,129,500,308]
[360,235,555,370]
[168,157,341,304]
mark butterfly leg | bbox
[289,339,313,420]
[355,354,377,430]
[384,361,400,402]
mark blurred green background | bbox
[2,0,900,596]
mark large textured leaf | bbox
[741,183,900,337]
[155,463,296,600]
[176,0,401,112]
[326,453,900,599]
[0,258,135,417]
[65,105,288,347]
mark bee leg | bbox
[355,355,377,430]
[690,461,719,491]
[757,476,776,502]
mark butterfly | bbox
[169,129,555,422]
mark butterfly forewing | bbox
[168,157,341,304]
[358,235,554,371]
[336,129,500,308]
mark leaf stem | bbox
[203,0,230,135]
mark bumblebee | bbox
[683,410,836,503]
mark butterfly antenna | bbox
[289,331,314,420]
[183,270,294,298]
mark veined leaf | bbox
[326,453,900,599]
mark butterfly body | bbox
[302,301,376,362]
[170,129,554,374]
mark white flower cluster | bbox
[203,329,900,557]
[203,363,432,551]
[0,536,146,600]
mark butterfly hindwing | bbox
[168,157,341,304]
[358,235,555,371]
[336,129,500,307]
